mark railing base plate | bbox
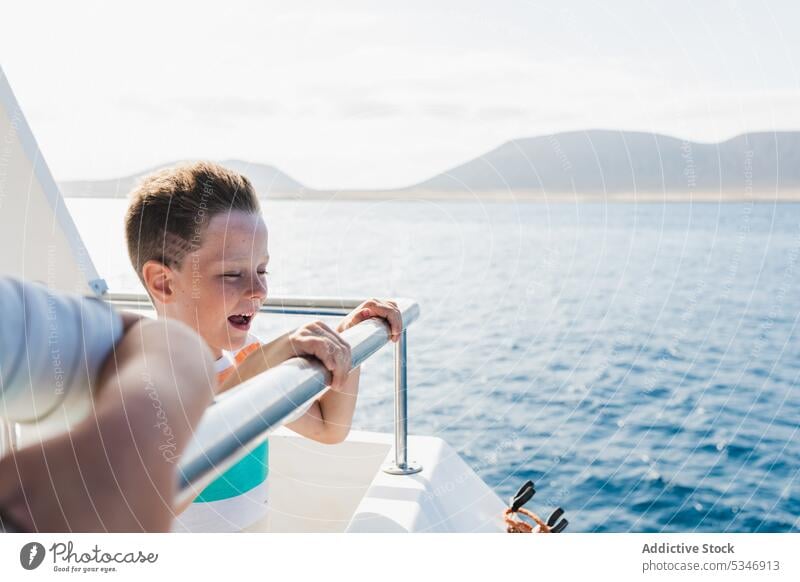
[382,461,423,475]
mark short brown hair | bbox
[125,161,260,279]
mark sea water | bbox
[66,198,800,532]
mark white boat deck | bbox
[252,428,507,533]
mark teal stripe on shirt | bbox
[194,440,269,503]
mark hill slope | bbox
[410,130,800,194]
[60,159,307,198]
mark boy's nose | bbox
[249,276,267,300]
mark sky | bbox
[2,0,800,189]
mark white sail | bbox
[0,65,106,295]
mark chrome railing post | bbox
[382,329,422,475]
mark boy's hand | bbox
[337,298,403,342]
[283,321,353,391]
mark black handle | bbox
[510,480,536,512]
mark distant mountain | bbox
[58,131,800,199]
[409,130,800,194]
[59,159,308,198]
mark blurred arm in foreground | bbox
[0,277,215,532]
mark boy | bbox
[0,276,215,532]
[124,162,402,532]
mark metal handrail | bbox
[104,292,366,317]
[100,293,423,505]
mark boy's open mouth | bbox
[227,312,255,331]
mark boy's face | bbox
[158,210,269,357]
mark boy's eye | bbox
[222,271,268,278]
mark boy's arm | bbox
[216,321,354,445]
[284,368,361,444]
[0,318,215,532]
[288,299,400,444]
[222,336,360,445]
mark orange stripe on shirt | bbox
[217,341,262,385]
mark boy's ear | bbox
[141,260,176,304]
